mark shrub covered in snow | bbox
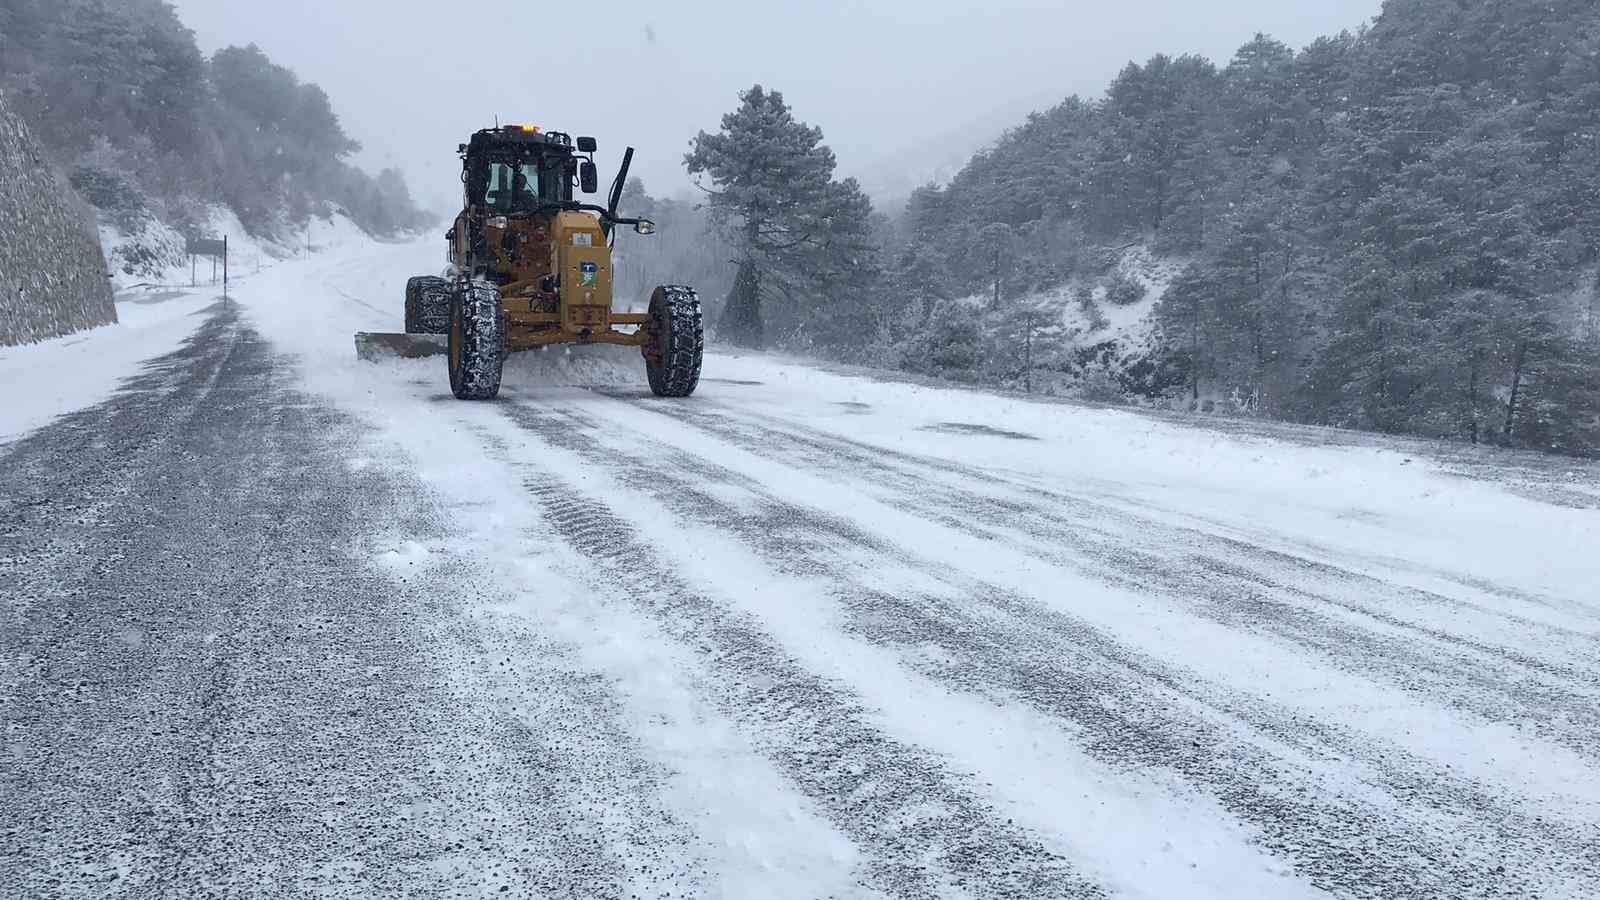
[1076,367,1127,403]
[69,166,151,234]
[1103,270,1148,307]
[99,217,188,285]
[899,303,985,382]
[1074,283,1109,331]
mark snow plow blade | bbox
[354,332,447,361]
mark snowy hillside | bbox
[100,208,372,291]
[898,244,1187,401]
[1047,244,1180,353]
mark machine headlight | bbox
[634,219,656,235]
[488,216,508,229]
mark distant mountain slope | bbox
[849,92,1063,212]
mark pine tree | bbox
[718,261,765,347]
[977,223,1017,309]
[1093,54,1220,246]
[1155,265,1217,405]
[686,85,879,350]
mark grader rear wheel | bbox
[405,276,451,334]
[642,286,703,398]
[447,280,505,401]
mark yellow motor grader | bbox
[357,125,702,400]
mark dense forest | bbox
[0,0,426,243]
[690,0,1600,455]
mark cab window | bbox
[484,163,542,212]
[483,160,568,212]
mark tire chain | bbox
[645,286,703,398]
[450,280,505,400]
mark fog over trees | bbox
[0,0,427,239]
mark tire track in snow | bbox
[491,407,1106,900]
[611,395,1600,758]
[421,566,710,900]
[514,396,1599,900]
[691,393,1600,646]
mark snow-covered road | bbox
[3,237,1598,899]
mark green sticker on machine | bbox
[579,261,598,286]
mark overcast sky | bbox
[169,0,1382,213]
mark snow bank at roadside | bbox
[98,215,188,290]
[0,290,215,446]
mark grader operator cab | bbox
[357,125,703,400]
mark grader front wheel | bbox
[448,281,505,401]
[643,286,703,398]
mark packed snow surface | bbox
[3,234,1597,899]
[0,288,213,445]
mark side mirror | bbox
[579,160,598,194]
[576,136,597,153]
[634,219,656,235]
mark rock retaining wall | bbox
[0,90,115,346]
